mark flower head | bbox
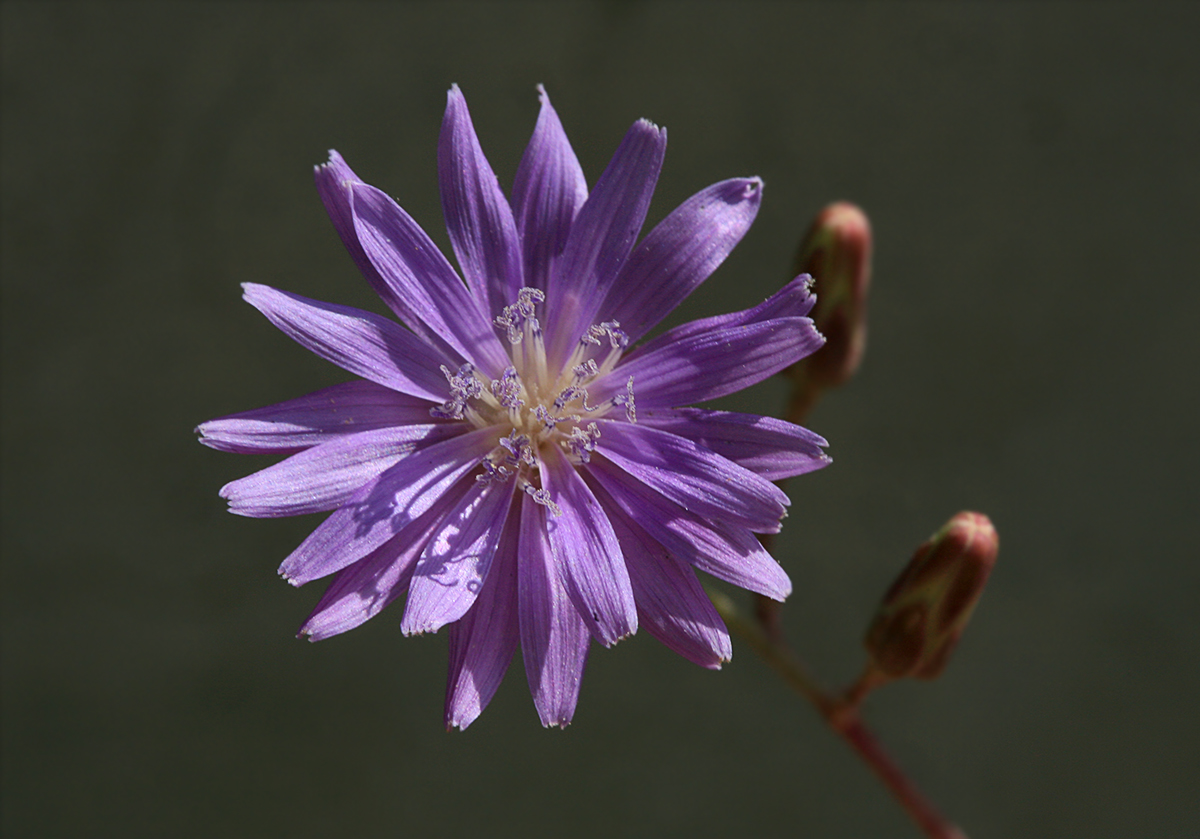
[197,85,829,729]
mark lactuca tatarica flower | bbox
[198,85,830,729]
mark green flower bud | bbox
[865,512,998,680]
[793,202,872,391]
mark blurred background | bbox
[3,2,1198,837]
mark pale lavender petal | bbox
[221,424,464,518]
[545,119,667,368]
[588,475,731,668]
[538,445,637,646]
[638,408,831,480]
[518,493,591,728]
[242,283,450,402]
[444,508,521,730]
[313,150,458,359]
[511,85,588,292]
[603,178,763,343]
[586,457,792,601]
[438,85,523,315]
[350,181,510,377]
[593,420,787,533]
[196,380,443,455]
[297,483,468,641]
[278,426,497,586]
[595,317,822,409]
[402,478,517,635]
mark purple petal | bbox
[444,508,521,730]
[511,85,588,292]
[545,119,667,369]
[586,457,792,601]
[538,445,637,646]
[314,151,460,360]
[631,274,816,354]
[438,85,524,315]
[518,493,591,728]
[592,420,788,534]
[603,178,763,343]
[278,426,498,586]
[638,408,831,480]
[221,424,464,518]
[350,181,511,378]
[196,380,443,455]
[241,283,451,402]
[297,486,466,641]
[588,475,731,668]
[595,317,822,409]
[402,478,517,635]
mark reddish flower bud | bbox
[864,512,998,681]
[792,202,872,392]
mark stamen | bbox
[553,385,599,415]
[610,376,637,423]
[494,288,545,344]
[566,422,601,463]
[430,363,483,419]
[476,458,513,485]
[490,367,525,410]
[499,430,535,466]
[579,320,628,350]
[533,405,559,429]
[600,321,629,349]
[522,483,562,517]
[572,360,599,382]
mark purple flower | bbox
[197,85,830,729]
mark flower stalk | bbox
[728,203,990,838]
[709,588,968,839]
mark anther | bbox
[522,483,562,517]
[494,288,545,343]
[610,376,637,423]
[430,363,482,419]
[490,367,525,410]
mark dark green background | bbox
[4,2,1197,837]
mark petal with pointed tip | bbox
[587,457,792,601]
[402,478,517,635]
[314,151,454,355]
[638,408,830,480]
[221,423,464,518]
[518,494,591,728]
[297,484,469,641]
[587,474,731,668]
[538,445,637,646]
[241,283,450,402]
[444,508,521,730]
[596,316,822,409]
[278,426,497,586]
[512,85,588,292]
[593,420,788,533]
[545,118,667,368]
[604,178,762,343]
[196,380,443,455]
[438,85,523,315]
[350,181,510,377]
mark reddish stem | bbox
[829,709,967,839]
[707,590,967,839]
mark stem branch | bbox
[708,589,966,839]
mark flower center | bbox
[429,288,636,513]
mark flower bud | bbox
[791,202,872,391]
[864,512,998,681]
